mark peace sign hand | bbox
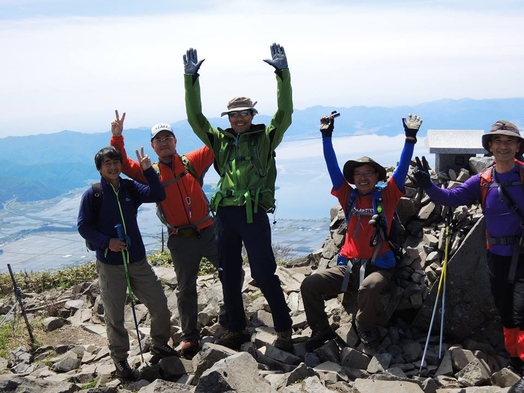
[111,110,126,137]
[136,147,152,170]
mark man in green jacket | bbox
[183,43,294,351]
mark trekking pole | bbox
[439,207,453,359]
[7,264,36,349]
[419,206,453,374]
[115,224,144,363]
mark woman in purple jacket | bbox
[413,120,524,393]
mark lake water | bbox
[0,189,330,274]
[0,134,431,274]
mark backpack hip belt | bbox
[167,213,213,237]
[486,235,521,245]
[212,187,261,224]
[340,256,379,292]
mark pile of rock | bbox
[1,156,518,392]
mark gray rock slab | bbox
[426,130,485,154]
[195,352,272,393]
[354,378,424,392]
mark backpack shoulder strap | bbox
[344,189,359,222]
[180,154,203,186]
[479,165,493,209]
[344,186,385,218]
[91,183,102,221]
[153,156,203,188]
[372,184,386,216]
[479,162,524,208]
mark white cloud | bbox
[0,1,523,137]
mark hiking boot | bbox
[114,359,133,380]
[215,329,250,350]
[175,340,199,359]
[509,376,524,393]
[357,327,381,349]
[274,328,293,351]
[357,327,386,355]
[218,308,228,328]
[151,343,177,358]
[305,328,336,352]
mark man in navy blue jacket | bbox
[78,146,175,379]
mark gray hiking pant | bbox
[97,258,172,362]
[300,263,392,333]
[167,225,220,341]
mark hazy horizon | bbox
[1,0,523,137]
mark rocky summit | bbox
[0,156,519,392]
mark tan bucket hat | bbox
[343,156,386,184]
[220,96,259,117]
[481,120,524,155]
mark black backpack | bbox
[85,180,139,251]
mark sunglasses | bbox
[229,110,251,118]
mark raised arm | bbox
[413,156,481,206]
[109,109,148,183]
[392,114,422,189]
[264,43,293,149]
[183,48,217,150]
[319,113,345,190]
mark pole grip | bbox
[115,224,125,241]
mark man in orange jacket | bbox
[110,110,220,358]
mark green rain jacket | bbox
[184,69,293,223]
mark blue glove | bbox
[263,43,288,71]
[402,114,423,143]
[183,48,205,75]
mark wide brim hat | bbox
[343,156,387,184]
[220,96,259,117]
[481,120,524,155]
[151,123,175,140]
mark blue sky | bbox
[1,0,523,137]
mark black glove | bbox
[263,43,288,71]
[183,48,205,75]
[319,111,339,138]
[402,114,423,143]
[413,156,432,189]
[320,117,334,138]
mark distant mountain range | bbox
[1,98,522,205]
